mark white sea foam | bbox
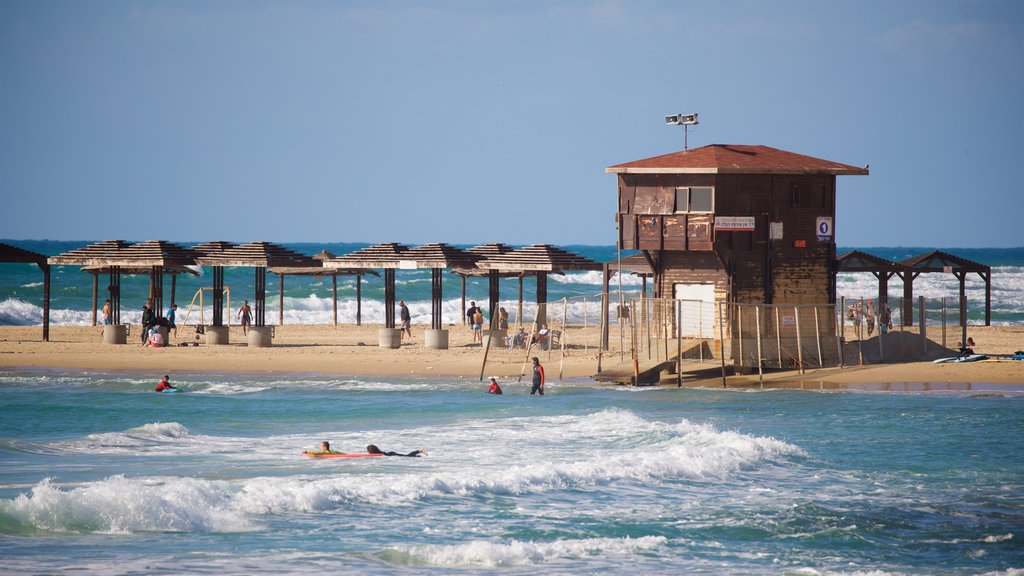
[0,476,258,533]
[386,535,667,567]
[0,409,805,534]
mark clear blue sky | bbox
[2,1,1022,247]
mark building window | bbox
[675,187,714,213]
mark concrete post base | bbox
[378,328,401,349]
[205,325,229,345]
[248,326,273,347]
[103,324,128,345]
[424,328,449,350]
[483,329,507,349]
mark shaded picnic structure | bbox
[269,249,379,327]
[835,250,992,327]
[322,242,482,349]
[474,244,603,327]
[0,242,50,341]
[47,240,197,344]
[192,241,320,346]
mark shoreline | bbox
[2,324,1022,388]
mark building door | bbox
[673,283,716,338]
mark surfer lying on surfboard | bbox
[302,441,426,458]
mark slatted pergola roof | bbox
[192,241,318,268]
[475,244,602,272]
[322,242,411,269]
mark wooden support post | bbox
[919,296,927,356]
[719,301,727,387]
[676,300,682,387]
[755,305,764,387]
[814,305,823,368]
[775,305,782,369]
[942,297,947,349]
[857,297,864,366]
[91,273,98,326]
[384,269,396,329]
[42,264,51,342]
[279,274,285,326]
[356,274,362,326]
[460,275,466,326]
[795,306,805,374]
[958,273,967,348]
[332,275,338,327]
[835,301,845,369]
[984,271,991,326]
[601,264,610,351]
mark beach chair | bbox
[548,329,561,351]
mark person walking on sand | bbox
[238,300,252,336]
[166,304,178,339]
[102,299,112,326]
[530,357,545,396]
[399,300,412,341]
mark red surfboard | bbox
[301,451,384,459]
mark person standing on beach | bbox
[102,299,112,326]
[238,300,252,336]
[399,300,412,341]
[498,307,509,330]
[530,357,545,396]
[472,307,484,344]
[466,301,479,327]
[166,304,178,339]
[140,299,155,343]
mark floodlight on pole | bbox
[665,113,699,150]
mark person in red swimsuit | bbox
[154,375,177,392]
[486,378,503,395]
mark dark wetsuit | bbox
[531,363,545,396]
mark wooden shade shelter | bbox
[835,251,902,310]
[834,249,991,330]
[269,250,378,326]
[899,251,991,330]
[193,242,318,328]
[81,264,199,325]
[451,243,518,328]
[0,242,51,341]
[399,243,480,329]
[322,243,410,328]
[48,240,196,327]
[191,241,237,326]
[475,244,602,325]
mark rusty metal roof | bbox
[607,144,869,176]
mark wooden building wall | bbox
[617,172,837,306]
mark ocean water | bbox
[1,241,1022,327]
[1,369,1022,575]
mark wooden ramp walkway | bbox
[593,340,708,385]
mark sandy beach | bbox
[1,323,1021,388]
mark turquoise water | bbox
[1,369,1022,574]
